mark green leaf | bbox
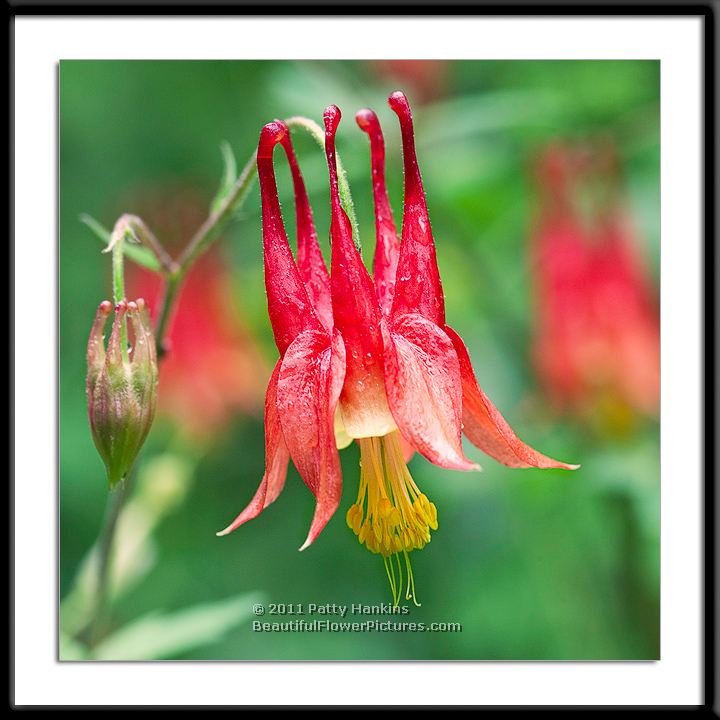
[80,214,161,272]
[91,592,262,660]
[210,141,238,215]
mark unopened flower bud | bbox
[87,298,158,488]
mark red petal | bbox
[280,133,333,332]
[445,325,579,470]
[356,108,400,315]
[258,122,323,355]
[216,361,291,536]
[382,313,478,471]
[388,91,445,327]
[324,106,390,435]
[275,328,347,549]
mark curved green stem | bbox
[175,151,258,274]
[111,236,125,305]
[87,467,134,650]
[108,219,129,359]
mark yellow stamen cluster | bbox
[345,431,438,605]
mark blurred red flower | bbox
[531,142,660,426]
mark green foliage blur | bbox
[60,60,659,660]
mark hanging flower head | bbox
[219,92,577,604]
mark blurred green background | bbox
[60,60,659,660]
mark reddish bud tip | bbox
[114,300,127,314]
[388,90,417,159]
[126,301,138,312]
[98,300,113,314]
[323,106,342,195]
[388,90,410,118]
[323,105,341,138]
[136,297,146,310]
[355,108,376,132]
[355,108,386,151]
[258,120,289,160]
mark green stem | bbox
[109,219,129,359]
[112,236,125,304]
[87,468,133,651]
[176,151,258,274]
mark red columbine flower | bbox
[531,142,660,425]
[219,92,577,604]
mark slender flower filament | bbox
[346,430,438,605]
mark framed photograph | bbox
[12,5,711,710]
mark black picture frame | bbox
[9,0,716,711]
